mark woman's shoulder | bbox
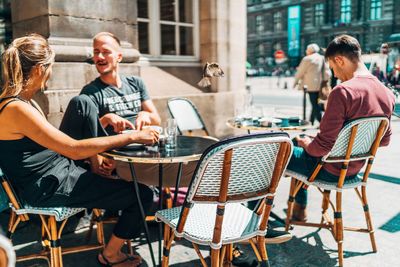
[0,97,27,113]
[0,98,43,126]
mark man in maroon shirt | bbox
[289,35,395,221]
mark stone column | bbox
[11,0,140,126]
[200,0,247,93]
[199,0,247,137]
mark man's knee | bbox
[68,95,97,116]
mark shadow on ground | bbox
[0,212,381,266]
[379,212,400,233]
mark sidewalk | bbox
[2,119,399,267]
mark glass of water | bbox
[165,118,178,150]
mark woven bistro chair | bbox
[165,97,219,207]
[155,132,293,267]
[0,167,105,267]
[167,97,216,138]
[285,116,389,267]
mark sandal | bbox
[98,251,142,266]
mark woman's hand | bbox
[133,127,159,145]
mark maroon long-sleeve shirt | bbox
[306,74,395,176]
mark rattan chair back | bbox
[167,97,209,135]
[323,116,389,163]
[186,132,293,203]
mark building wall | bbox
[247,0,400,72]
[8,0,247,138]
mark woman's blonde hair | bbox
[0,33,55,99]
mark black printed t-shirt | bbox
[80,76,150,134]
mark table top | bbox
[227,117,313,131]
[102,135,217,164]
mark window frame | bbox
[137,0,200,61]
[273,11,282,32]
[370,0,382,20]
[257,43,265,56]
[314,3,324,26]
[256,15,264,33]
[340,0,351,23]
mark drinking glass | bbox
[165,118,178,150]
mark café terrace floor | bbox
[2,118,399,267]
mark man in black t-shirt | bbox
[82,32,160,135]
[55,32,162,253]
[81,74,155,135]
[60,32,162,176]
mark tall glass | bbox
[165,118,178,150]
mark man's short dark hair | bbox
[93,32,121,46]
[325,35,361,62]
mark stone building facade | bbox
[0,0,247,137]
[248,0,400,71]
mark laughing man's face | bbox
[93,36,122,75]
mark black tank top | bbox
[0,97,83,204]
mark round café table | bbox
[226,117,312,132]
[103,135,216,164]
[102,135,217,266]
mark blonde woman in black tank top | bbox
[0,34,158,266]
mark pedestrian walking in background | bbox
[294,43,331,125]
[369,43,390,84]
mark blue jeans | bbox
[287,146,357,206]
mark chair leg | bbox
[219,246,226,267]
[321,190,331,224]
[338,242,344,267]
[249,238,262,262]
[335,192,344,267]
[48,216,63,267]
[163,187,173,209]
[41,222,51,251]
[360,186,377,252]
[192,243,208,267]
[92,209,105,247]
[225,244,233,266]
[210,248,220,267]
[256,236,270,267]
[86,221,95,243]
[286,178,302,231]
[125,240,133,255]
[7,211,19,238]
[162,225,175,267]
